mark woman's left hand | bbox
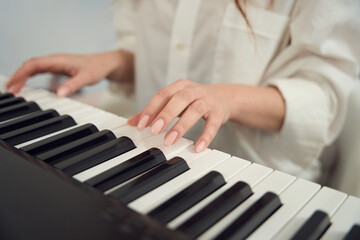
[127,79,232,152]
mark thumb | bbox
[56,74,87,97]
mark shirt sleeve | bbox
[262,0,360,170]
[111,0,138,53]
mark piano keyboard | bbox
[0,87,359,240]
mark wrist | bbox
[99,50,134,83]
[217,84,285,132]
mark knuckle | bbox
[175,78,189,85]
[161,108,176,120]
[213,105,224,116]
[175,88,193,102]
[174,120,189,133]
[49,53,61,58]
[190,100,207,115]
[156,88,170,99]
[23,58,38,70]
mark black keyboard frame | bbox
[0,140,190,240]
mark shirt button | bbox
[176,43,185,50]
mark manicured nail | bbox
[57,86,70,97]
[164,131,178,147]
[137,115,149,130]
[151,119,165,135]
[196,140,206,153]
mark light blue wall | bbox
[0,0,116,89]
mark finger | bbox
[6,55,72,93]
[195,113,222,152]
[163,98,209,147]
[137,79,192,131]
[127,112,142,126]
[151,87,199,135]
[56,73,88,97]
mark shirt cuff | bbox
[267,78,329,168]
[114,36,136,54]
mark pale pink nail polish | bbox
[137,115,149,130]
[151,119,165,135]
[57,86,70,97]
[164,131,178,147]
[196,141,206,152]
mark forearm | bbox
[219,84,285,131]
[99,49,135,84]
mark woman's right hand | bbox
[6,51,130,97]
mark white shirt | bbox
[107,0,360,181]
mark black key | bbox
[344,224,360,240]
[215,192,282,240]
[291,210,331,240]
[1,115,76,146]
[0,92,14,101]
[85,148,166,192]
[58,136,136,176]
[0,109,58,135]
[148,171,226,224]
[110,157,189,204]
[21,123,99,155]
[0,101,41,122]
[177,181,253,238]
[36,130,116,165]
[0,97,25,109]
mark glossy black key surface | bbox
[0,101,41,122]
[177,181,253,238]
[58,136,136,176]
[110,157,189,204]
[86,148,166,192]
[0,92,14,101]
[344,224,360,240]
[0,97,25,109]
[148,171,226,224]
[0,115,76,146]
[291,210,331,240]
[0,109,58,135]
[0,140,190,240]
[21,123,99,155]
[215,192,282,240]
[36,130,116,164]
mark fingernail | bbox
[164,131,178,147]
[137,115,149,130]
[151,119,165,135]
[196,140,206,153]
[57,86,70,97]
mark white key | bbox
[167,156,251,229]
[17,88,50,101]
[170,145,211,164]
[128,150,231,214]
[15,109,125,149]
[321,196,360,240]
[199,170,295,239]
[85,112,127,129]
[73,109,106,124]
[247,178,321,240]
[112,126,206,157]
[274,186,347,240]
[35,97,73,110]
[111,126,153,143]
[73,133,193,182]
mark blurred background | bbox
[0,0,115,102]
